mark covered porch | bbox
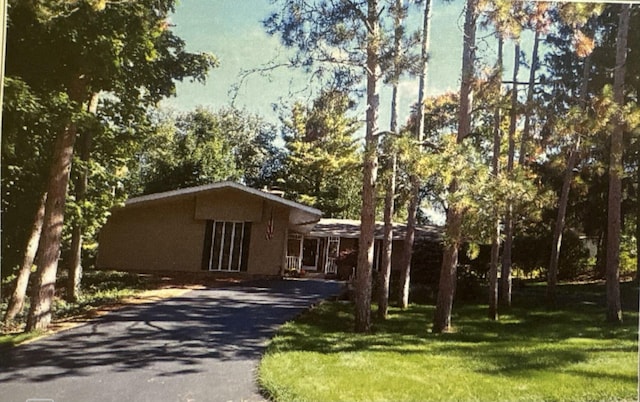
[286,233,340,275]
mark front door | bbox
[302,238,319,270]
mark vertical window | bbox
[203,221,251,272]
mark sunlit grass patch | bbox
[259,283,638,401]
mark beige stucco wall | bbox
[246,202,289,275]
[195,188,262,221]
[97,189,292,277]
[97,197,204,272]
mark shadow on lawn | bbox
[269,281,638,378]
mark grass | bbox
[259,281,639,402]
[0,270,162,346]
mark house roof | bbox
[309,218,442,242]
[125,181,322,232]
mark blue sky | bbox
[162,0,524,131]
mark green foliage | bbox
[513,219,591,279]
[1,77,59,277]
[0,270,161,342]
[259,282,638,401]
[2,0,218,283]
[132,107,281,195]
[280,88,363,218]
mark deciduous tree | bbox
[5,0,216,331]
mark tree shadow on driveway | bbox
[0,278,344,384]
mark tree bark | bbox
[378,0,403,320]
[399,180,417,309]
[378,150,395,319]
[3,192,47,324]
[67,92,99,302]
[636,158,639,284]
[488,37,503,321]
[547,57,590,305]
[397,0,431,311]
[500,42,520,308]
[518,30,540,166]
[415,0,431,143]
[547,138,580,305]
[26,77,86,332]
[432,0,477,334]
[605,3,630,324]
[354,0,380,333]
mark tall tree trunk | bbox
[378,0,403,320]
[488,36,503,321]
[432,0,477,334]
[500,42,520,308]
[547,138,580,305]
[0,0,6,132]
[518,30,540,166]
[378,150,396,319]
[398,0,431,310]
[605,3,630,324]
[547,57,590,305]
[3,192,47,324]
[67,92,99,302]
[354,0,380,333]
[636,159,639,283]
[26,77,86,332]
[399,182,417,308]
[415,0,432,141]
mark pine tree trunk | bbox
[500,42,520,308]
[518,30,539,166]
[378,151,395,319]
[354,0,380,333]
[547,138,580,305]
[25,77,86,332]
[378,0,403,320]
[433,192,462,333]
[605,3,630,324]
[415,0,432,142]
[547,57,590,305]
[3,192,47,324]
[399,181,417,309]
[432,0,477,334]
[636,161,639,283]
[398,0,431,309]
[67,92,99,302]
[488,37,503,321]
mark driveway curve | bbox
[0,278,344,402]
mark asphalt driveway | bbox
[0,278,344,402]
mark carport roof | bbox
[309,218,442,242]
[125,181,322,232]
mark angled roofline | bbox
[308,218,443,241]
[125,181,322,217]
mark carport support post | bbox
[281,228,288,277]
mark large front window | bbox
[204,221,251,272]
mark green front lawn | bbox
[259,282,638,401]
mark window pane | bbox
[230,222,244,271]
[210,222,224,270]
[220,222,233,271]
[240,222,251,272]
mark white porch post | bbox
[298,235,304,271]
[281,227,288,276]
